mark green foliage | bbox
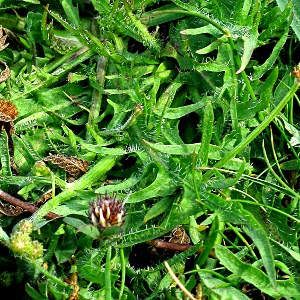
[0,0,299,299]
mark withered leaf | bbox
[0,99,18,122]
[33,189,53,207]
[0,26,9,52]
[0,25,10,83]
[168,226,190,245]
[43,154,89,178]
[0,202,24,217]
[0,61,10,83]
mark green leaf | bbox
[154,81,183,115]
[120,226,172,248]
[77,248,108,284]
[127,164,178,203]
[280,159,300,170]
[198,101,214,166]
[160,187,203,228]
[196,215,219,267]
[61,0,80,29]
[55,225,77,264]
[142,139,221,158]
[0,129,12,176]
[259,3,292,40]
[208,160,246,189]
[143,196,174,223]
[32,155,117,223]
[280,117,300,147]
[200,273,250,300]
[196,37,227,55]
[271,238,300,262]
[0,227,9,243]
[142,139,252,171]
[215,245,299,298]
[253,21,291,80]
[236,10,259,74]
[162,98,208,119]
[275,0,299,40]
[25,12,43,44]
[63,216,87,229]
[25,284,45,300]
[95,173,141,194]
[141,4,186,26]
[123,0,162,52]
[203,193,277,289]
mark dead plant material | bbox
[43,154,89,179]
[146,239,216,257]
[0,26,10,83]
[168,226,190,244]
[34,189,53,207]
[0,61,10,83]
[0,189,60,220]
[0,25,9,51]
[0,201,24,217]
[64,272,80,300]
[0,99,17,122]
[0,99,18,173]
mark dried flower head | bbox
[0,99,18,122]
[291,63,300,83]
[89,193,125,229]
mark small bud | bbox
[89,193,125,229]
[9,233,31,255]
[31,161,51,177]
[0,271,15,287]
[17,219,33,234]
[28,240,44,259]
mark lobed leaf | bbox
[215,245,300,297]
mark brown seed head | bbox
[291,63,300,83]
[0,99,18,122]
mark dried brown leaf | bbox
[0,26,10,83]
[43,155,89,178]
[0,26,9,52]
[33,189,53,207]
[0,202,24,217]
[0,61,10,83]
[168,226,190,245]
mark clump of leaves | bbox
[0,0,300,299]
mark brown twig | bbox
[146,239,216,257]
[0,189,60,220]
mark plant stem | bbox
[119,248,126,300]
[33,260,72,290]
[105,246,112,300]
[0,189,59,219]
[203,80,300,180]
[262,140,299,200]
